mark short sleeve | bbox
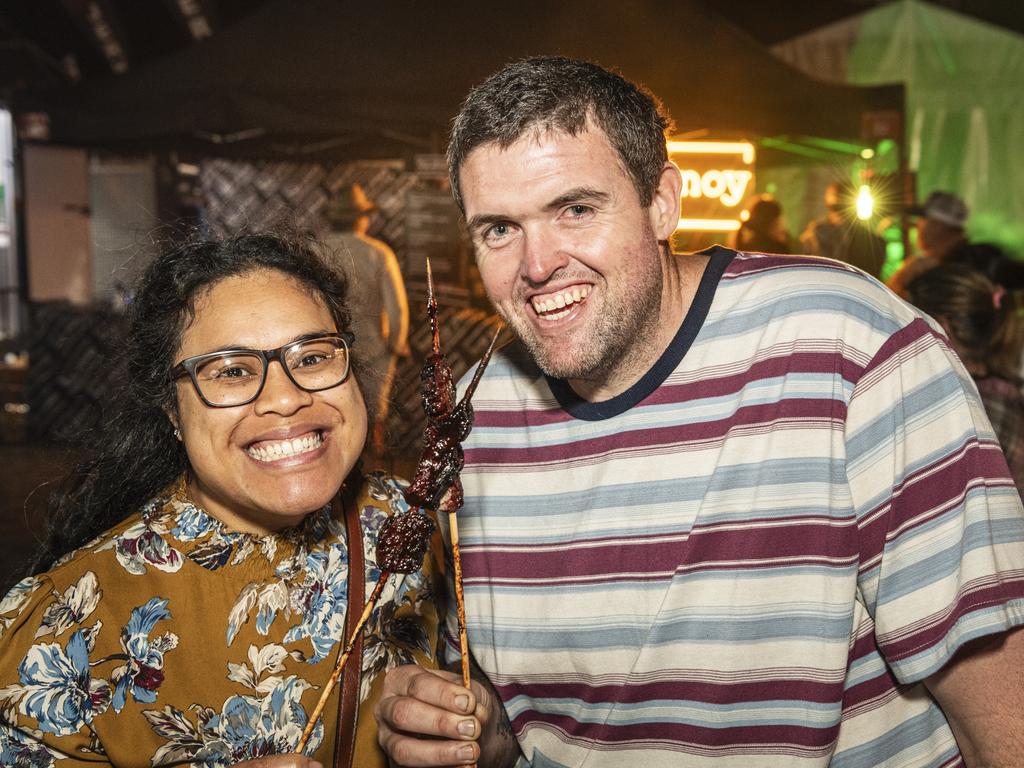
[846,317,1024,684]
[0,573,110,766]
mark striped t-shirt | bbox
[444,247,1024,767]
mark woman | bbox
[0,233,441,767]
[905,264,1024,490]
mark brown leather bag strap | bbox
[335,484,365,768]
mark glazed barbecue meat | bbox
[376,511,436,573]
[402,260,498,514]
[403,353,474,511]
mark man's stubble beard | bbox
[496,227,666,384]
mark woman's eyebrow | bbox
[190,330,338,356]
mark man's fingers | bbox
[377,686,479,740]
[385,665,476,715]
[380,729,480,767]
[376,666,485,767]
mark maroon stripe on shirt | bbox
[855,442,1016,567]
[879,576,1024,664]
[497,676,845,707]
[462,519,857,581]
[726,253,857,278]
[471,350,861,431]
[509,710,839,751]
[468,399,843,466]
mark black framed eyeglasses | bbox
[170,332,355,408]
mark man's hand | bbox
[376,664,521,767]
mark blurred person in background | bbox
[730,194,792,253]
[0,232,440,767]
[951,241,1024,295]
[321,184,410,454]
[887,190,969,296]
[906,263,1024,491]
[800,181,886,277]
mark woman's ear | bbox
[163,406,182,442]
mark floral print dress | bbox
[0,472,441,767]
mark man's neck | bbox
[568,251,709,402]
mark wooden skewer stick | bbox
[295,574,390,754]
[447,509,471,691]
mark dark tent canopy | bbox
[21,0,902,159]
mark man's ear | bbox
[648,161,682,241]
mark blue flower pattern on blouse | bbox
[282,546,350,663]
[0,473,436,765]
[110,598,178,712]
[0,724,61,767]
[16,627,111,737]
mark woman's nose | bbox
[252,360,312,415]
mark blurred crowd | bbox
[731,187,1024,487]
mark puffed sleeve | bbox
[0,572,113,766]
[847,316,1024,684]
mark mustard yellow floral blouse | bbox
[0,471,442,767]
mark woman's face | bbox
[171,269,367,534]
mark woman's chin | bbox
[266,485,341,522]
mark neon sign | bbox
[668,141,756,232]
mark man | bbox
[375,57,1024,767]
[886,190,969,296]
[321,183,409,451]
[799,181,886,278]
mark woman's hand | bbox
[232,756,322,768]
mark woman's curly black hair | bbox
[26,230,359,577]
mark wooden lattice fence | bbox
[200,158,499,459]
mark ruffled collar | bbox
[138,476,343,576]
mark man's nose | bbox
[521,228,570,285]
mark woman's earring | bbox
[174,427,182,441]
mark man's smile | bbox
[530,285,591,320]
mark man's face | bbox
[458,125,678,391]
[917,216,949,252]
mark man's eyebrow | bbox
[466,187,611,234]
[545,187,610,210]
[466,212,509,234]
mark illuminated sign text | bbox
[668,140,756,232]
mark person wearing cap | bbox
[886,190,969,296]
[321,183,410,453]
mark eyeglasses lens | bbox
[285,337,350,390]
[192,337,350,406]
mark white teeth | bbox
[531,286,590,316]
[247,432,323,462]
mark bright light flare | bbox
[855,185,874,220]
